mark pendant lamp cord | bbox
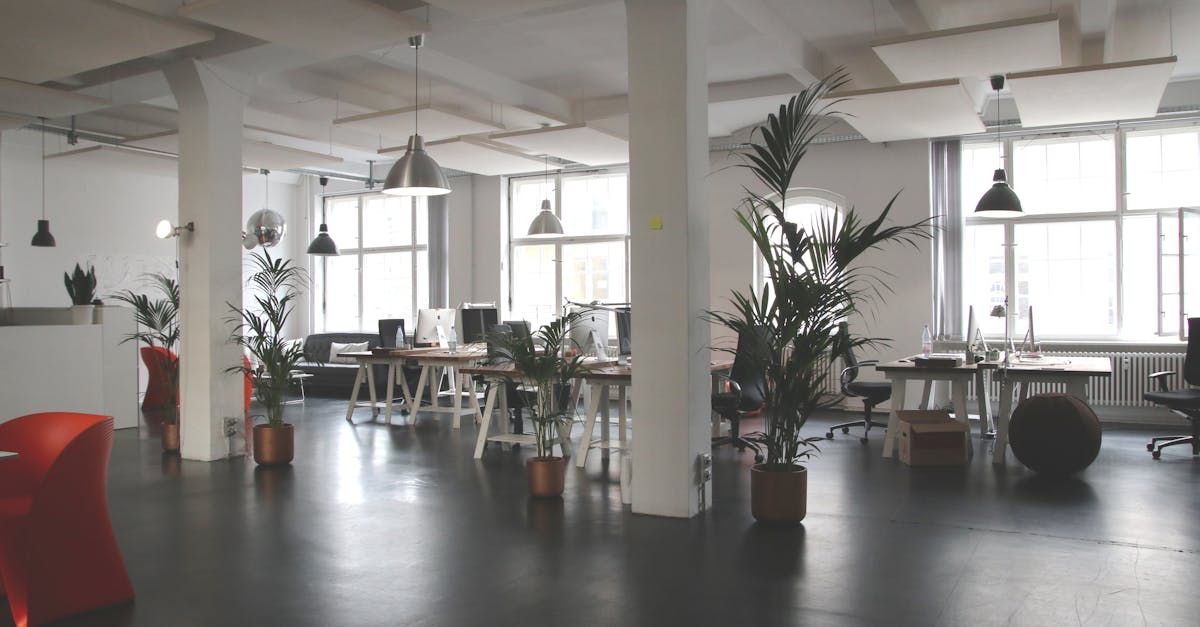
[414,41,420,135]
[995,80,1002,169]
[40,119,46,220]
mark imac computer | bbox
[568,307,610,357]
[415,308,455,346]
[615,308,631,356]
[460,306,498,345]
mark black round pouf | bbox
[1009,393,1102,476]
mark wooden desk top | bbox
[340,345,489,363]
[876,355,1112,376]
[461,358,734,382]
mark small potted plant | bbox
[708,69,932,524]
[63,263,97,324]
[487,312,585,498]
[113,273,181,452]
[227,251,307,466]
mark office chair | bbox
[378,319,406,348]
[378,318,420,410]
[827,324,892,443]
[711,326,768,462]
[503,320,531,341]
[1144,317,1200,459]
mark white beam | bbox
[722,0,828,84]
[888,0,931,32]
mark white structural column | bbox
[626,0,712,518]
[165,60,247,461]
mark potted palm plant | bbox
[487,312,585,498]
[708,70,932,524]
[64,263,97,324]
[227,251,307,466]
[112,273,181,452]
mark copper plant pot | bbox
[253,423,294,466]
[526,456,566,498]
[750,464,808,524]
[161,422,180,453]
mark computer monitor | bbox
[503,320,531,341]
[615,308,631,356]
[568,307,610,356]
[415,308,455,346]
[378,318,406,348]
[460,307,498,344]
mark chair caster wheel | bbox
[841,427,850,434]
[1152,450,1161,460]
[1146,443,1154,451]
[826,432,834,439]
[860,437,869,444]
[754,454,764,463]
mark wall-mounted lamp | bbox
[156,219,194,239]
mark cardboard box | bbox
[897,410,968,467]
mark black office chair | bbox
[711,326,768,462]
[378,319,406,348]
[378,318,421,409]
[503,320,531,341]
[827,324,892,443]
[1144,317,1200,459]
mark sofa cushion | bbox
[329,341,368,363]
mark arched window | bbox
[752,187,847,291]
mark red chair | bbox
[243,355,253,414]
[0,413,134,626]
[140,346,178,410]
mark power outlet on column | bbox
[698,453,713,484]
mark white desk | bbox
[990,356,1112,464]
[460,364,571,459]
[875,359,979,460]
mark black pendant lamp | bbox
[307,176,339,256]
[30,120,55,247]
[975,75,1022,216]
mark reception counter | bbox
[0,307,137,429]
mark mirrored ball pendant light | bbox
[245,169,286,249]
[30,119,55,247]
[974,75,1023,216]
[382,34,450,197]
[307,176,339,256]
[526,155,563,237]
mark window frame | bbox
[958,125,1195,342]
[751,187,848,292]
[313,190,428,333]
[507,167,631,326]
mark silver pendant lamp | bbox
[526,155,563,237]
[382,34,450,197]
[307,176,339,255]
[30,119,55,247]
[975,75,1023,215]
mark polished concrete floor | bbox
[8,397,1199,627]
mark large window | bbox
[752,188,845,293]
[959,126,1199,340]
[508,170,629,327]
[313,193,429,333]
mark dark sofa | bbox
[295,333,383,395]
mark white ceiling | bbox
[0,0,1197,176]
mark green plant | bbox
[226,250,307,427]
[486,312,586,458]
[707,69,933,469]
[113,273,181,421]
[64,263,97,305]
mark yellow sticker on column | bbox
[649,216,663,230]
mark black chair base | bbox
[1147,418,1199,459]
[826,419,888,443]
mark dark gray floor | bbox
[9,397,1199,627]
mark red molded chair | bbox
[140,346,178,410]
[0,412,134,626]
[243,356,253,414]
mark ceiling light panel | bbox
[490,123,628,167]
[422,0,579,21]
[826,80,986,142]
[872,15,1062,83]
[1006,57,1176,127]
[335,105,504,142]
[178,0,427,59]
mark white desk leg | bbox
[994,376,1014,465]
[920,380,933,410]
[882,378,906,458]
[383,364,397,426]
[975,369,992,438]
[397,362,415,422]
[600,385,612,461]
[951,379,974,458]
[467,376,484,425]
[345,364,366,424]
[576,382,604,469]
[450,366,463,430]
[473,383,499,459]
[365,363,378,419]
[412,365,430,421]
[618,386,628,448]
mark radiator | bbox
[968,350,1186,408]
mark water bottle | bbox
[395,327,406,350]
[448,325,458,354]
[921,325,933,358]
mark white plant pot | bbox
[70,304,94,325]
